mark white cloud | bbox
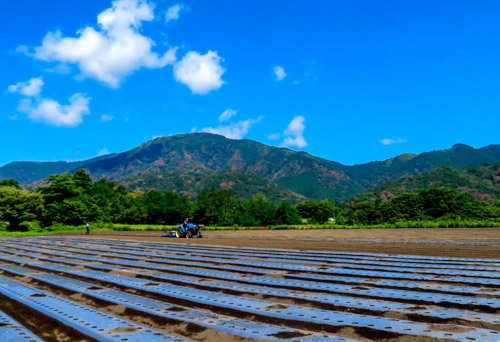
[273,65,287,81]
[281,115,307,148]
[201,116,263,139]
[266,133,281,140]
[380,138,407,146]
[17,93,90,128]
[8,76,91,127]
[219,109,237,122]
[282,136,307,148]
[174,51,225,94]
[284,115,305,136]
[97,147,110,156]
[165,4,183,23]
[101,114,116,122]
[8,77,44,96]
[29,0,177,88]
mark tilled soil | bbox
[0,230,498,341]
[60,227,500,259]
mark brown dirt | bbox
[2,232,497,342]
[59,227,500,259]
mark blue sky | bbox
[1,0,499,167]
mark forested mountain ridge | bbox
[346,143,500,188]
[353,163,500,204]
[0,153,118,184]
[1,133,499,202]
[59,133,363,200]
[120,170,306,204]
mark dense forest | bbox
[0,169,499,231]
[354,163,500,204]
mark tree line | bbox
[0,169,499,231]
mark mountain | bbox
[119,170,306,203]
[74,133,363,200]
[1,133,499,202]
[346,143,500,188]
[0,154,117,184]
[353,163,500,204]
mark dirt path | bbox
[58,227,500,259]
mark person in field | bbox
[86,223,90,235]
[183,217,189,228]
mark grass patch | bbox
[1,219,499,237]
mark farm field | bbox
[64,227,500,258]
[0,230,498,341]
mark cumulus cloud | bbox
[201,116,263,139]
[97,148,110,156]
[165,4,183,23]
[29,0,177,88]
[17,93,90,128]
[273,66,287,81]
[174,51,225,94]
[281,115,307,148]
[8,77,44,96]
[8,76,91,127]
[219,109,237,122]
[100,114,116,122]
[379,138,407,146]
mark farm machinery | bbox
[163,223,204,238]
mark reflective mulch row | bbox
[0,236,498,341]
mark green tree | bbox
[89,178,128,223]
[275,201,302,225]
[163,192,193,224]
[194,189,236,225]
[38,173,79,204]
[0,179,22,189]
[242,193,276,226]
[419,188,486,219]
[347,201,374,225]
[72,169,92,191]
[297,200,337,224]
[391,193,425,220]
[0,186,44,231]
[38,171,95,225]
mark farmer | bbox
[86,223,90,235]
[183,217,189,228]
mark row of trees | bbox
[1,170,499,231]
[0,170,302,230]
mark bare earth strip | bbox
[0,229,498,341]
[59,227,500,259]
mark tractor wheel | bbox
[175,228,183,238]
[186,231,193,238]
[197,231,203,238]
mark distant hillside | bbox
[0,154,117,184]
[1,133,499,201]
[353,163,500,204]
[119,170,306,204]
[346,143,500,188]
[76,133,362,200]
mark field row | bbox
[0,236,498,341]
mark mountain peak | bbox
[450,143,473,150]
[1,135,499,202]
